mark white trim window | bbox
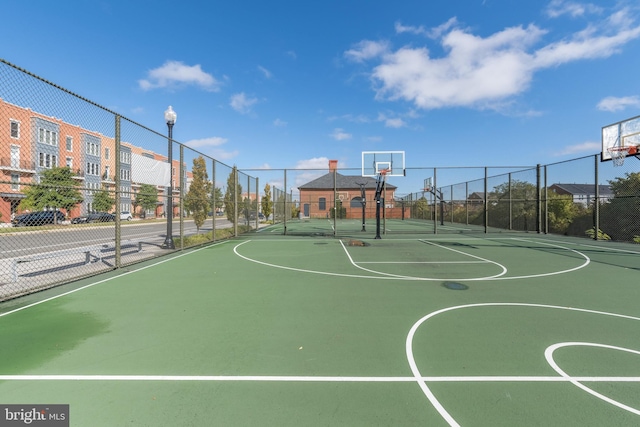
[10,120,20,139]
[38,153,58,169]
[66,136,73,152]
[38,128,58,146]
[86,141,99,156]
[86,162,99,176]
[11,173,19,191]
[66,157,73,168]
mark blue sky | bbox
[2,0,640,193]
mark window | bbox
[120,169,131,181]
[38,128,58,146]
[319,197,326,210]
[11,173,19,191]
[86,162,99,176]
[104,165,110,179]
[38,153,57,169]
[86,141,99,156]
[66,136,72,151]
[10,120,19,138]
[66,157,73,168]
[120,151,131,164]
[10,145,20,168]
[105,147,110,160]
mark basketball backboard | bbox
[602,116,640,163]
[361,151,405,177]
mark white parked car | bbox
[120,211,133,221]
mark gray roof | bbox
[550,183,613,196]
[298,172,397,190]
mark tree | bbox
[599,172,640,242]
[185,156,210,233]
[92,187,115,213]
[261,183,273,220]
[20,167,83,222]
[546,191,582,235]
[136,183,159,216]
[412,196,430,220]
[224,167,242,223]
[490,180,538,231]
[212,187,224,214]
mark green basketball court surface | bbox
[1,219,639,426]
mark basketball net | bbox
[608,145,638,167]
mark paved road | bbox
[0,218,236,259]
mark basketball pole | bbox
[374,171,386,239]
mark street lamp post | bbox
[162,106,177,249]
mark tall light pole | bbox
[162,106,177,249]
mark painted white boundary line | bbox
[0,241,229,318]
[1,375,639,382]
[406,303,640,427]
[235,237,590,282]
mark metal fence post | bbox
[536,164,541,234]
[212,159,216,242]
[594,154,600,240]
[484,167,488,233]
[114,115,122,268]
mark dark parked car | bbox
[87,212,115,223]
[12,211,65,227]
[71,215,90,224]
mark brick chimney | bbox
[329,159,338,172]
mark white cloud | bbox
[292,157,344,188]
[209,148,239,160]
[377,112,407,128]
[597,96,640,112]
[344,40,390,63]
[183,136,237,160]
[273,118,288,127]
[184,136,228,148]
[294,157,335,169]
[395,22,427,36]
[330,128,352,140]
[258,65,272,79]
[230,92,259,114]
[545,0,602,18]
[139,61,220,91]
[554,141,601,156]
[348,8,640,111]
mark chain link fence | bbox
[2,58,639,301]
[0,59,258,301]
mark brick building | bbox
[298,160,407,219]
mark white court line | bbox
[0,241,229,318]
[1,375,639,382]
[358,261,486,264]
[338,239,507,281]
[235,238,591,281]
[406,303,640,427]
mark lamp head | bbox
[164,106,177,125]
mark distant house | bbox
[467,192,485,204]
[298,160,406,219]
[549,183,614,205]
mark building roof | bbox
[298,172,397,190]
[549,183,613,196]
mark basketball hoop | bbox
[379,168,390,177]
[608,145,638,166]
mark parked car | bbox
[71,215,90,224]
[87,212,115,223]
[12,211,65,227]
[120,211,132,221]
